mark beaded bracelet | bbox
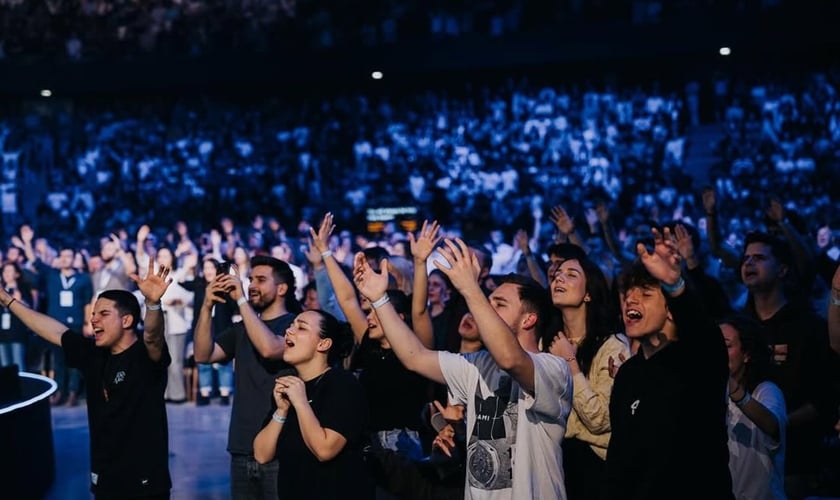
[370,295,390,309]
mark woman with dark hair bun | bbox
[253,309,372,500]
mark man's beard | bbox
[250,294,275,313]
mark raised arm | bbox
[193,276,234,363]
[303,239,346,321]
[515,228,547,287]
[222,273,286,359]
[766,198,816,287]
[435,238,537,392]
[597,201,633,267]
[0,286,65,346]
[310,213,368,343]
[129,258,173,363]
[409,220,442,349]
[550,205,590,255]
[701,188,741,269]
[353,253,445,384]
[134,224,152,272]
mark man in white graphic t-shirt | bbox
[353,237,572,500]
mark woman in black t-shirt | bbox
[253,309,373,500]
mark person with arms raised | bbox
[193,255,299,500]
[0,259,173,500]
[353,237,572,500]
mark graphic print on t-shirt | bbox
[468,374,517,491]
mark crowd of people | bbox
[0,0,801,62]
[0,66,838,499]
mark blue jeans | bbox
[0,342,25,370]
[230,454,278,500]
[198,362,233,395]
[51,342,82,394]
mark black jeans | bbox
[230,454,279,500]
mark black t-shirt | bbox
[62,331,171,497]
[216,313,294,455]
[274,368,373,500]
[353,337,428,432]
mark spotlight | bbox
[371,71,383,80]
[40,89,52,97]
[719,47,731,56]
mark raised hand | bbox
[514,229,530,253]
[20,224,34,245]
[203,277,232,308]
[129,258,172,304]
[433,238,481,293]
[702,188,717,215]
[636,227,682,286]
[548,332,577,361]
[408,220,441,263]
[584,207,598,230]
[673,224,696,264]
[608,352,627,379]
[595,201,610,224]
[549,205,575,235]
[136,224,151,244]
[309,212,335,254]
[352,252,388,301]
[766,198,785,223]
[304,238,323,267]
[433,400,465,424]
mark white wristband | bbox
[370,294,390,309]
[145,302,162,311]
[321,250,333,259]
[272,412,287,424]
[236,296,248,307]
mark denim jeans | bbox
[230,454,278,500]
[198,362,233,394]
[0,342,25,370]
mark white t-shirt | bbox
[727,381,787,500]
[439,350,572,500]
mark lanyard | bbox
[60,273,76,290]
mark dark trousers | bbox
[230,454,279,500]
[563,437,606,500]
[96,492,169,500]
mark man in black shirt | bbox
[0,260,173,500]
[605,228,733,500]
[193,255,298,500]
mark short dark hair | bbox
[363,247,390,271]
[97,289,142,329]
[546,243,588,262]
[496,273,553,351]
[250,255,301,313]
[742,232,793,269]
[616,261,661,296]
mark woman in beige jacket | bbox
[548,253,630,500]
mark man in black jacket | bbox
[604,227,733,500]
